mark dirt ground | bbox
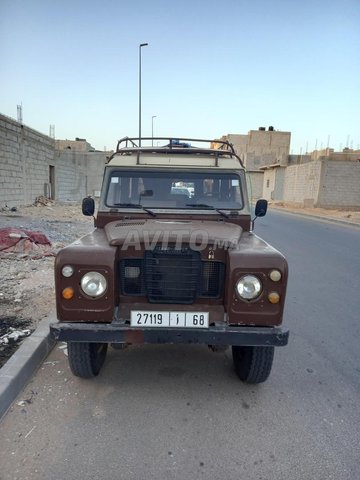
[0,203,94,367]
[0,201,359,368]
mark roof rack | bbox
[110,137,244,167]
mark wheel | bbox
[67,342,108,378]
[232,346,274,384]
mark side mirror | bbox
[255,199,268,218]
[82,197,95,216]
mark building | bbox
[2,112,358,209]
[213,127,291,199]
[0,113,110,207]
[281,147,360,208]
[213,127,360,209]
[55,138,96,152]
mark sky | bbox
[0,0,359,153]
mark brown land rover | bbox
[50,137,289,383]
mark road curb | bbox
[270,207,360,228]
[0,313,56,419]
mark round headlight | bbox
[81,272,107,298]
[62,265,74,278]
[236,275,262,300]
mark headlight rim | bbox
[80,271,107,298]
[236,274,263,301]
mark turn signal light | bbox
[268,292,280,304]
[62,287,74,300]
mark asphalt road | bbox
[1,210,359,480]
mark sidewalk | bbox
[0,315,55,418]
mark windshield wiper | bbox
[185,203,230,218]
[113,203,156,217]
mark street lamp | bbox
[151,115,157,146]
[139,43,148,147]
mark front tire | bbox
[67,342,108,378]
[232,346,274,384]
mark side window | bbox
[106,175,147,205]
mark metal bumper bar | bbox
[50,322,289,347]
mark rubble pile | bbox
[34,196,54,207]
[0,202,94,367]
[0,317,32,368]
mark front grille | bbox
[120,248,224,303]
[115,221,146,227]
[199,261,225,298]
[120,258,144,295]
[145,247,201,304]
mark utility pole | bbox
[138,43,148,147]
[151,115,157,146]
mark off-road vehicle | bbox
[50,137,289,383]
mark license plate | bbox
[131,311,209,329]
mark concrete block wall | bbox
[262,169,276,201]
[55,139,94,152]
[0,114,106,207]
[318,160,360,208]
[283,161,322,206]
[273,168,285,201]
[55,151,106,201]
[246,171,264,200]
[24,135,55,203]
[262,168,286,201]
[246,130,291,170]
[288,154,312,166]
[0,114,54,207]
[0,117,23,205]
[55,151,87,202]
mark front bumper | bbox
[50,322,289,347]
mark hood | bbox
[105,219,242,250]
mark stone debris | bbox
[58,343,68,356]
[0,327,31,345]
[0,317,32,367]
[1,204,17,212]
[24,426,36,438]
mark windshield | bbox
[106,170,244,210]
